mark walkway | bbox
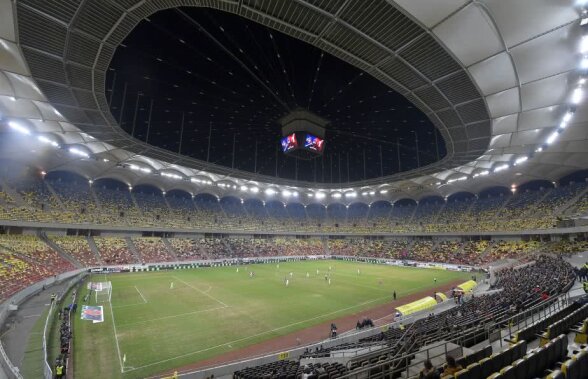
[1,281,70,377]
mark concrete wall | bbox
[0,270,86,379]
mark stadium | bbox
[1,1,588,378]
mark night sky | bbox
[106,7,446,183]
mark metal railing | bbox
[337,289,572,379]
[42,301,55,379]
[0,338,23,379]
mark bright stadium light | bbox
[563,111,574,123]
[69,147,89,158]
[332,193,342,199]
[265,188,276,196]
[369,191,375,195]
[572,87,584,104]
[292,191,298,198]
[282,190,292,198]
[8,121,30,135]
[345,192,357,198]
[493,164,509,173]
[514,156,528,165]
[162,172,181,180]
[580,35,588,54]
[315,192,325,200]
[380,190,388,194]
[250,187,259,193]
[240,185,248,192]
[546,131,559,145]
[37,135,59,147]
[581,57,588,69]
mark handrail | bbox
[0,338,23,379]
[42,299,55,379]
[338,290,572,379]
[345,318,418,368]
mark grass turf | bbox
[73,260,472,378]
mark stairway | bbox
[39,232,82,268]
[490,194,512,221]
[222,239,235,256]
[129,192,143,216]
[43,181,66,212]
[524,188,555,218]
[560,185,588,216]
[86,236,104,265]
[431,202,447,224]
[89,186,103,212]
[0,179,27,207]
[162,237,179,260]
[125,237,142,263]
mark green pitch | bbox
[72,260,472,378]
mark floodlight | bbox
[69,147,89,158]
[494,164,509,173]
[8,121,30,135]
[37,135,59,147]
[572,87,584,104]
[332,193,342,199]
[546,131,559,145]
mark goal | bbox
[94,281,112,303]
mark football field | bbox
[72,260,472,378]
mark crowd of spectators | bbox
[50,236,101,266]
[0,235,76,301]
[132,237,176,263]
[0,235,75,273]
[1,173,587,234]
[302,255,575,377]
[93,237,137,265]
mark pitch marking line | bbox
[112,302,148,309]
[172,276,229,307]
[105,275,124,373]
[124,293,392,373]
[117,305,228,327]
[134,285,148,303]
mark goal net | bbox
[90,282,112,303]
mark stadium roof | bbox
[0,0,587,202]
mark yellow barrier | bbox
[457,280,477,293]
[396,296,437,316]
[435,292,448,301]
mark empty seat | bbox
[453,368,470,379]
[479,357,493,378]
[511,358,528,379]
[465,363,481,378]
[561,358,581,379]
[499,365,515,379]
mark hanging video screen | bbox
[304,134,325,153]
[281,133,298,152]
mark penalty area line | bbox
[172,276,228,307]
[117,305,228,327]
[135,285,148,303]
[124,293,392,373]
[109,302,125,373]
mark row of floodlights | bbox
[7,7,586,195]
[439,3,588,186]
